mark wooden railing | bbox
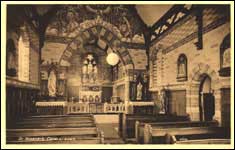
[6,78,40,127]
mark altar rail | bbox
[103,103,125,113]
[66,103,125,114]
[67,103,90,114]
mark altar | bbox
[127,101,155,115]
[79,85,102,103]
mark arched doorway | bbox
[199,74,215,121]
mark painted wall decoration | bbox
[46,5,145,43]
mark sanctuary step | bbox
[7,114,104,144]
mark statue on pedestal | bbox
[93,65,98,83]
[136,82,143,101]
[142,73,149,100]
[48,70,57,97]
[130,74,137,101]
[159,88,169,114]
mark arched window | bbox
[177,54,187,81]
[18,33,30,82]
[219,34,230,77]
[6,39,17,77]
[82,54,97,83]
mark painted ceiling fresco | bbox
[45,5,146,43]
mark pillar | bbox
[187,82,200,121]
[214,89,222,126]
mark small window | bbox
[177,54,187,81]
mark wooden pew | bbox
[14,121,96,129]
[7,127,104,144]
[7,137,103,144]
[9,119,94,129]
[16,119,94,124]
[7,114,105,144]
[174,138,230,144]
[24,114,93,119]
[124,114,189,138]
[21,116,94,122]
[143,125,229,144]
[135,121,218,143]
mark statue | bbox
[89,95,94,103]
[93,65,98,83]
[48,70,57,97]
[66,11,79,33]
[83,95,87,102]
[179,63,185,76]
[136,82,143,101]
[159,88,169,114]
[87,63,93,83]
[130,74,137,101]
[159,90,166,114]
[223,48,230,68]
[178,56,186,77]
[95,95,100,103]
[142,73,148,100]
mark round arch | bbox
[187,63,221,123]
[58,18,135,74]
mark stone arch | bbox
[186,63,222,124]
[58,18,135,73]
[190,63,220,88]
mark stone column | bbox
[124,76,131,114]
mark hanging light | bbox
[106,52,119,66]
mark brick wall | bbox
[149,15,230,124]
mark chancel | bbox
[4,3,232,146]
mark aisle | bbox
[96,123,125,144]
[94,114,125,144]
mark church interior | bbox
[4,3,233,146]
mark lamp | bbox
[106,52,119,66]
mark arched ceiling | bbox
[44,5,147,42]
[7,4,173,50]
